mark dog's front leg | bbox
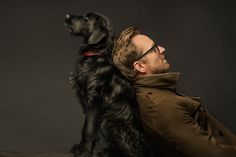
[71,111,100,157]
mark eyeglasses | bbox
[135,44,160,61]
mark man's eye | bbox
[153,47,159,52]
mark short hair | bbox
[112,26,142,80]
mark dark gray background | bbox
[0,0,235,151]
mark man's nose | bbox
[158,46,165,54]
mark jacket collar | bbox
[133,72,180,92]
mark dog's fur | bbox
[65,12,159,157]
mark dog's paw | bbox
[71,144,94,157]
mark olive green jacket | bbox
[134,72,236,157]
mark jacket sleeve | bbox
[138,94,236,157]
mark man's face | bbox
[132,34,170,75]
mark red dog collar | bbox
[81,51,101,57]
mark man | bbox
[112,26,236,157]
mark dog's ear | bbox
[87,29,106,45]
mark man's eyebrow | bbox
[152,42,156,47]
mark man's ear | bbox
[133,61,146,74]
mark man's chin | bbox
[164,63,170,73]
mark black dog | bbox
[65,12,158,157]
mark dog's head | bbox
[65,12,114,51]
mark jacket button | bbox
[218,130,224,137]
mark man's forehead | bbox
[132,34,155,51]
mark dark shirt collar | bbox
[133,72,180,92]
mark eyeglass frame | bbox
[135,43,160,62]
[131,43,160,69]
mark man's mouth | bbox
[160,55,167,64]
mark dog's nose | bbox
[65,14,72,25]
[65,14,70,19]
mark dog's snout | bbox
[65,14,72,26]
